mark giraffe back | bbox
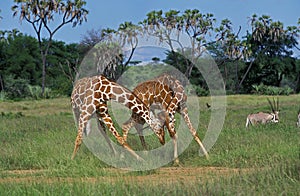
[133,80,174,110]
[156,74,187,112]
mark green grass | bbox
[0,94,299,195]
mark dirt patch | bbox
[3,169,47,175]
[0,167,259,185]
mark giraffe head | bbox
[149,111,166,144]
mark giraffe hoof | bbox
[173,160,182,167]
[205,154,210,160]
[137,156,145,162]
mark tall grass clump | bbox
[28,85,53,99]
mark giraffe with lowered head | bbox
[71,75,164,160]
[122,74,209,163]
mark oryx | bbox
[246,97,279,128]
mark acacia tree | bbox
[97,21,140,80]
[238,15,300,91]
[139,9,235,79]
[12,0,88,95]
[79,28,104,54]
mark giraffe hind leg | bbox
[72,111,91,160]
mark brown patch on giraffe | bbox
[160,90,167,99]
[94,82,100,91]
[112,87,124,95]
[101,79,110,85]
[85,96,93,104]
[128,95,135,102]
[110,93,116,100]
[94,92,102,99]
[118,96,125,103]
[100,85,106,92]
[137,105,143,113]
[86,104,95,114]
[98,107,106,114]
[126,102,134,109]
[105,86,111,94]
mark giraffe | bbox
[71,77,116,154]
[122,74,209,164]
[71,75,164,160]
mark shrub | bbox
[3,75,30,99]
[0,91,8,101]
[28,85,54,99]
[194,85,209,96]
[252,84,294,95]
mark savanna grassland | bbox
[0,95,299,195]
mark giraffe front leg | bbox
[181,108,209,159]
[166,123,179,164]
[172,133,179,165]
[194,135,209,159]
[99,105,144,161]
[169,130,180,166]
[134,122,147,150]
[165,112,180,164]
[97,118,117,155]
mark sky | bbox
[0,0,299,45]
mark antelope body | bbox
[246,112,278,127]
[246,98,279,128]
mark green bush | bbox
[28,85,54,99]
[28,85,42,99]
[4,75,30,99]
[252,84,294,95]
[0,91,8,101]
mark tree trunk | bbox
[41,54,46,96]
[238,61,254,91]
[0,74,4,91]
[185,63,194,79]
[235,61,239,93]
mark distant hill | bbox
[124,46,169,62]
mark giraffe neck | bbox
[94,75,154,126]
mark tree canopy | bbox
[11,0,88,95]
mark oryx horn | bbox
[267,97,275,112]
